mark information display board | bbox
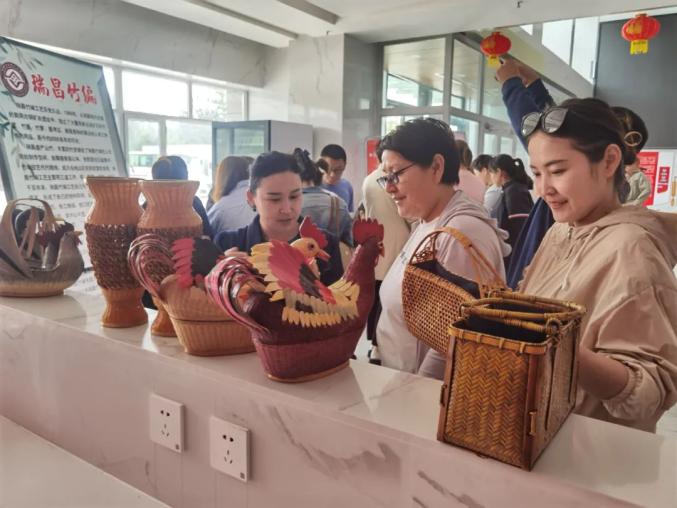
[0,38,126,292]
[0,37,125,217]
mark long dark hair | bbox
[527,98,630,200]
[490,154,533,189]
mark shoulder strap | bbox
[329,196,340,237]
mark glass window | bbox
[520,24,534,35]
[500,136,514,156]
[451,41,481,113]
[449,116,479,157]
[166,120,212,204]
[122,70,188,116]
[571,17,599,82]
[481,60,509,122]
[542,19,574,64]
[383,38,445,108]
[192,83,245,121]
[483,133,497,155]
[102,66,116,109]
[380,114,443,136]
[127,118,160,180]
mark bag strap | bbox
[408,226,506,290]
[329,195,340,237]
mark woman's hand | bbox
[577,346,630,401]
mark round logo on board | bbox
[0,62,29,97]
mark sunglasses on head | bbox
[520,107,570,138]
[521,106,637,149]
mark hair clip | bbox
[624,130,643,148]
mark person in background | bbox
[454,139,486,204]
[489,154,534,264]
[362,163,412,365]
[519,98,677,432]
[375,118,509,379]
[496,58,556,288]
[214,151,343,286]
[472,154,502,217]
[151,155,212,239]
[295,148,353,246]
[207,156,255,236]
[320,144,354,212]
[625,160,651,206]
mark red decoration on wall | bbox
[366,138,380,175]
[621,13,660,55]
[480,31,512,68]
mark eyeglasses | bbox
[376,163,415,189]
[520,107,570,138]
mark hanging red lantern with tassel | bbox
[480,31,512,68]
[621,13,660,55]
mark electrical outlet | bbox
[149,394,184,453]
[209,416,250,482]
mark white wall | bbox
[0,0,265,87]
[249,35,346,162]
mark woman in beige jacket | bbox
[520,98,677,432]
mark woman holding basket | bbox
[519,98,677,431]
[375,118,510,378]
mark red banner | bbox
[366,138,380,175]
[638,151,659,206]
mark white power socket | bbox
[149,394,184,453]
[209,416,250,482]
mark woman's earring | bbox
[250,204,257,212]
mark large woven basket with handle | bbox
[439,291,586,470]
[402,227,505,355]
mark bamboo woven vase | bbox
[85,177,148,327]
[137,180,202,337]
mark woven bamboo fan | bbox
[439,291,585,470]
[402,227,505,355]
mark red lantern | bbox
[622,13,660,55]
[480,31,512,68]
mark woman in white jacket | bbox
[375,118,510,379]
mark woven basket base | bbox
[0,288,64,298]
[267,360,349,383]
[151,301,176,337]
[171,317,255,356]
[252,329,360,382]
[100,287,148,328]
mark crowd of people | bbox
[145,59,677,434]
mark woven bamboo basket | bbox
[402,227,505,354]
[439,291,585,470]
[159,275,255,356]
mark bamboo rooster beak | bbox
[317,249,330,261]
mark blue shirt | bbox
[322,179,354,212]
[214,215,344,286]
[302,186,353,245]
[207,180,256,237]
[501,77,555,289]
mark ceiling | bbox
[122,0,677,48]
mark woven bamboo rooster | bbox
[205,218,384,381]
[0,199,84,297]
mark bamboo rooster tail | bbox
[204,257,268,335]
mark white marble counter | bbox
[1,291,675,507]
[0,415,168,507]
